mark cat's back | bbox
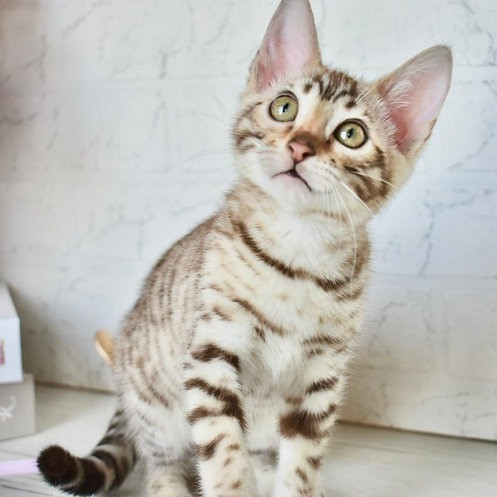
[114,214,217,371]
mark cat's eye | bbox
[334,120,368,149]
[269,94,298,122]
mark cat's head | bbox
[233,0,452,220]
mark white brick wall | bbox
[0,0,495,440]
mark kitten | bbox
[37,0,452,496]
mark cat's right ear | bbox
[248,0,321,91]
[376,45,453,156]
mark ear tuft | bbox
[377,45,452,154]
[250,0,321,91]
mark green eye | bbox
[269,94,298,122]
[334,121,367,149]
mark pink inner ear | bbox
[254,0,321,90]
[379,46,452,154]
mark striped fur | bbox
[37,1,451,496]
[37,408,135,495]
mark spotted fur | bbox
[37,1,451,496]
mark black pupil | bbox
[346,127,355,138]
[281,102,290,114]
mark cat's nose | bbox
[287,138,316,164]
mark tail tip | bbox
[37,445,78,486]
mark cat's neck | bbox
[225,179,368,275]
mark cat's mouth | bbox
[275,168,312,192]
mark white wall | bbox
[0,0,496,440]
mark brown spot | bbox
[223,457,233,468]
[302,208,343,221]
[238,100,263,121]
[254,325,266,341]
[232,480,242,489]
[207,282,225,293]
[295,468,309,483]
[92,449,127,490]
[125,370,154,406]
[305,376,339,395]
[212,305,231,321]
[234,129,264,148]
[128,366,170,408]
[280,404,337,439]
[184,378,246,430]
[345,100,356,109]
[306,348,325,358]
[239,142,256,153]
[304,334,345,350]
[336,283,365,302]
[191,344,240,373]
[332,89,351,103]
[306,456,322,470]
[227,443,241,452]
[195,434,225,460]
[285,396,304,406]
[322,81,337,101]
[147,381,170,408]
[232,297,285,336]
[187,406,221,424]
[303,82,313,94]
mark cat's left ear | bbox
[376,45,452,155]
[249,0,321,91]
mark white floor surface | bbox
[1,385,496,496]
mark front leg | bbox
[274,340,348,497]
[184,317,257,497]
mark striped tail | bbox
[37,407,135,496]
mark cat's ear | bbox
[249,0,321,91]
[376,45,452,155]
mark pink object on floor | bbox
[0,458,39,476]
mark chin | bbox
[242,167,319,213]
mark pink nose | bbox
[288,139,316,164]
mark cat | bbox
[37,0,452,496]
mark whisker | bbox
[335,178,374,217]
[326,189,342,227]
[330,181,357,279]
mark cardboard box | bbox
[0,284,22,384]
[0,374,35,440]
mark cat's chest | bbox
[248,276,347,339]
[243,332,306,391]
[241,284,362,385]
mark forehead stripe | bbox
[303,82,314,94]
[332,90,352,103]
[312,76,325,96]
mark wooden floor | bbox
[1,385,496,496]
